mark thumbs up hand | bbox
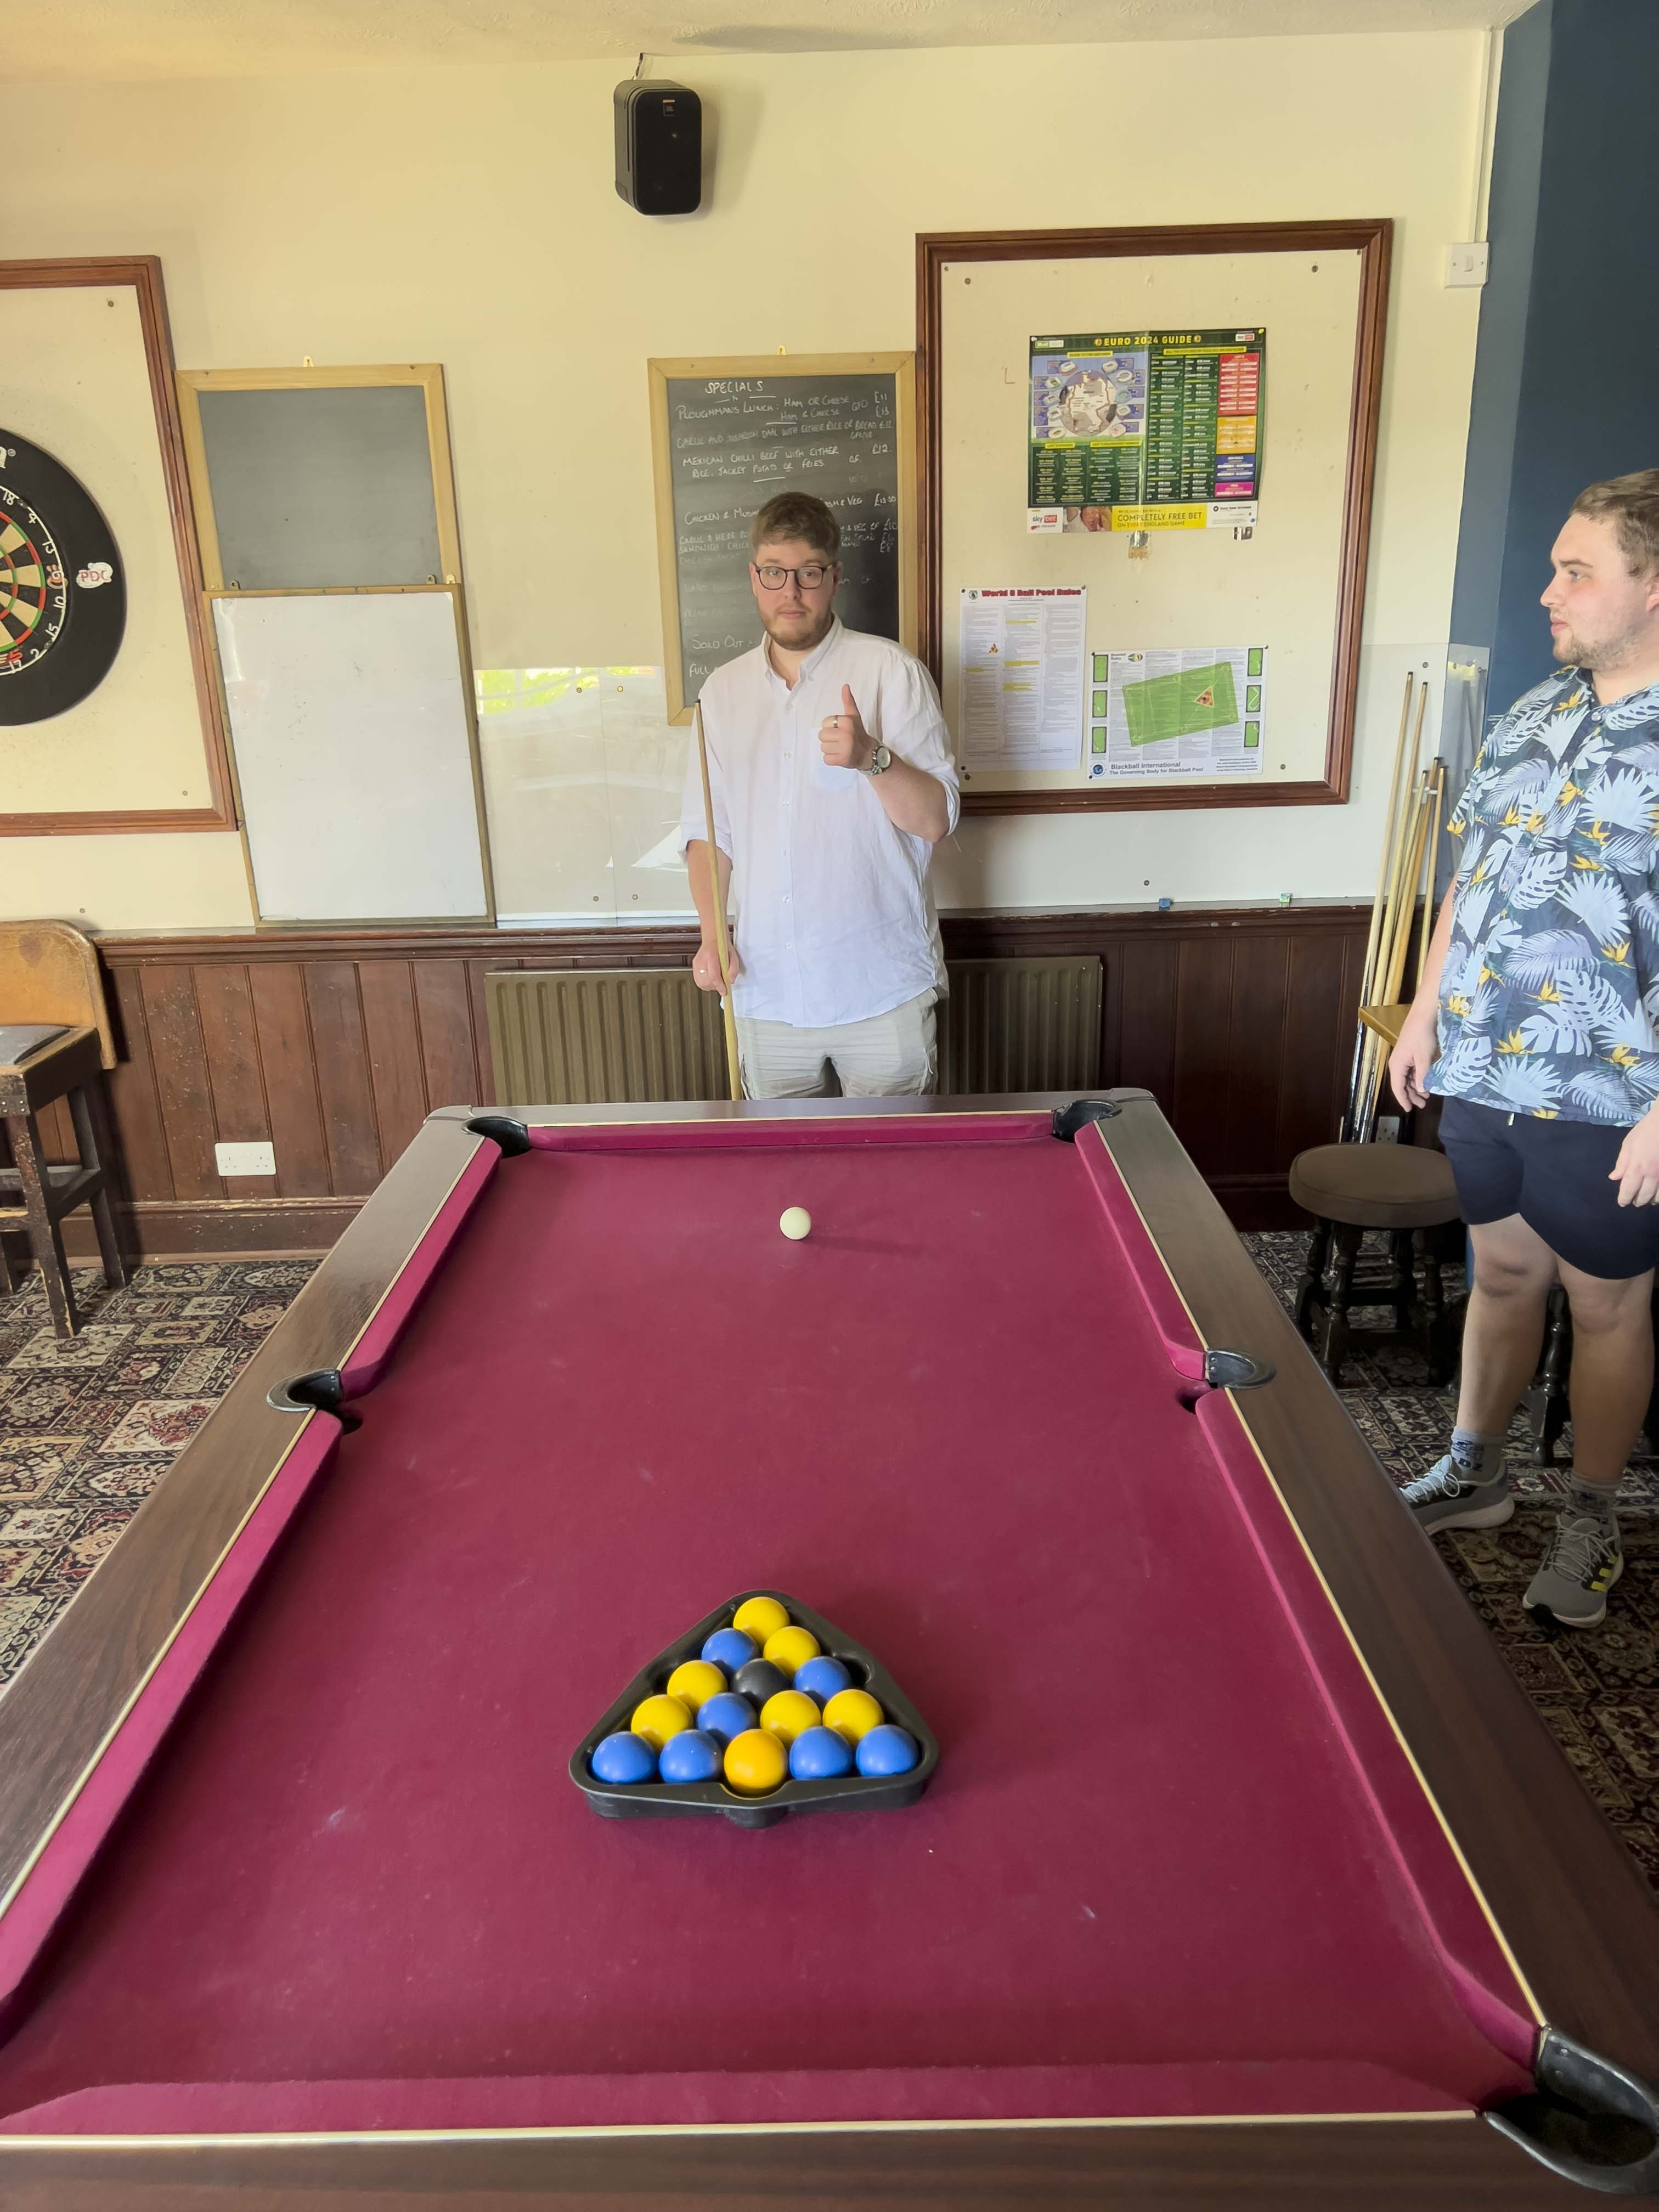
[818,682,873,771]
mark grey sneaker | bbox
[1400,1455,1514,1534]
[1525,1508,1623,1628]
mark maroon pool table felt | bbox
[0,1113,1539,2136]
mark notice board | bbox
[919,222,1391,814]
[650,353,916,722]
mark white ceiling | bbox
[34,0,1530,83]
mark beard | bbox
[759,601,833,653]
[1552,612,1646,671]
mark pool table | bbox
[0,1091,1655,2209]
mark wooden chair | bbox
[0,922,125,1338]
[1288,1141,1462,1386]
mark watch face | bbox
[0,429,126,725]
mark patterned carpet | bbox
[0,1237,1655,1890]
[0,1259,314,1685]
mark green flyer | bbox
[1088,647,1269,783]
[1028,328,1264,529]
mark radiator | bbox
[485,957,1101,1105]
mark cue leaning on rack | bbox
[1351,748,1446,1141]
[694,698,744,1102]
[1342,674,1424,1138]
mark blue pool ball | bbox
[658,1728,723,1784]
[794,1655,853,1704]
[789,1725,855,1781]
[702,1627,757,1671]
[855,1725,921,1778]
[590,1731,657,1785]
[697,1691,756,1747]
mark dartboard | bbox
[0,429,126,724]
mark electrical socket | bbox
[1375,1117,1402,1144]
[216,1141,275,1177]
[1444,242,1489,288]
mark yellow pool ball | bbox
[723,1728,788,1796]
[763,1625,820,1678]
[732,1596,789,1647]
[823,1688,884,1745]
[630,1693,692,1753]
[760,1689,821,1747]
[665,1660,726,1712]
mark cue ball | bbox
[779,1207,812,1240]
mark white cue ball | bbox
[779,1207,812,1241]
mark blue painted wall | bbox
[1449,0,1659,720]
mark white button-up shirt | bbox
[680,618,961,1028]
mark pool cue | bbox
[1381,775,1435,1009]
[1356,769,1434,1138]
[693,698,743,1102]
[1375,684,1430,982]
[1415,759,1447,991]
[1358,673,1418,1009]
[1354,760,1429,1138]
[1374,766,1429,1006]
[1342,675,1421,1136]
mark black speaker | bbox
[614,82,702,216]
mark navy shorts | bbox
[1438,1098,1659,1280]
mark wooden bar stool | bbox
[1289,1142,1462,1386]
[0,922,126,1339]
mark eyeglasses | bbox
[753,562,836,591]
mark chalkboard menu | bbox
[650,354,915,719]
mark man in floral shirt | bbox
[1391,470,1659,1627]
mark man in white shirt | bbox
[680,491,960,1097]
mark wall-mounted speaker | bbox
[614,82,702,216]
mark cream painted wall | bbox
[3,30,1488,930]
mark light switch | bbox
[1444,243,1489,287]
[216,1141,276,1177]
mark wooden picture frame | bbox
[178,364,491,930]
[0,256,234,837]
[176,363,462,592]
[917,221,1392,815]
[649,352,918,724]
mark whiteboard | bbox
[213,590,489,922]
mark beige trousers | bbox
[736,991,938,1099]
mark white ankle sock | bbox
[1568,1476,1618,1523]
[1449,1429,1506,1482]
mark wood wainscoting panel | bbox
[24,906,1369,1261]
[191,963,278,1203]
[247,962,332,1195]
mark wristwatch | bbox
[866,742,893,776]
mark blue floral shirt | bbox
[1431,665,1659,1125]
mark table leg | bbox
[1417,1230,1456,1384]
[2,1110,80,1339]
[67,1084,127,1291]
[1387,1228,1415,1336]
[1322,1222,1363,1384]
[1293,1218,1330,1339]
[1521,1286,1572,1465]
